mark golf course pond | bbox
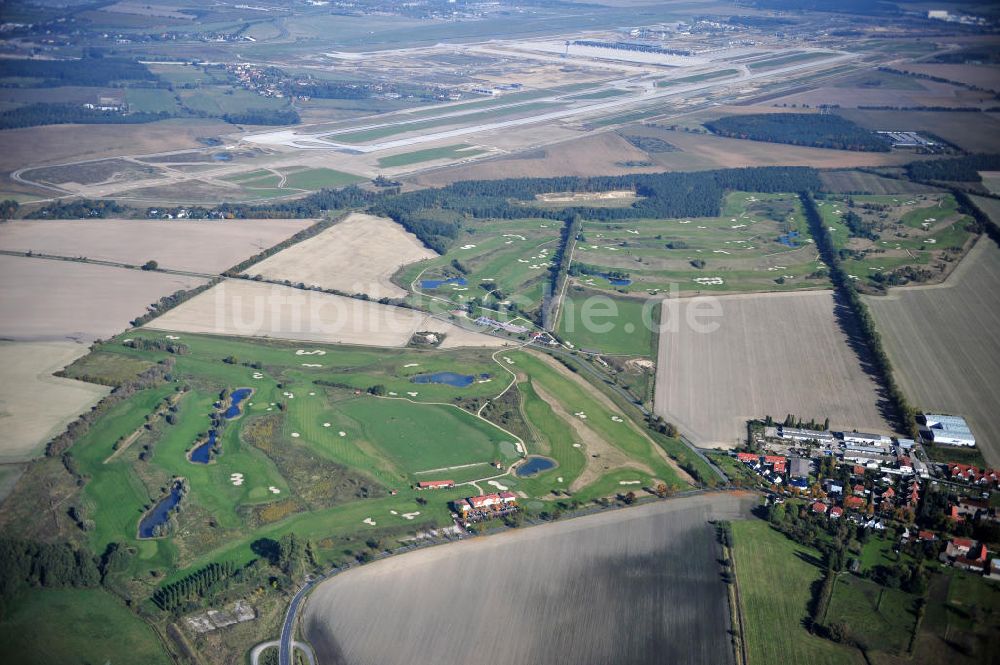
[515,455,557,477]
[410,372,489,387]
[188,430,216,464]
[223,388,253,419]
[137,481,184,539]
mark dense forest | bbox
[704,113,891,152]
[0,55,157,87]
[222,109,301,126]
[906,154,1000,182]
[0,103,171,130]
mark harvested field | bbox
[646,131,918,170]
[0,255,207,342]
[303,493,752,665]
[654,290,894,447]
[864,237,1000,465]
[0,341,110,462]
[145,279,504,348]
[901,64,1000,92]
[0,218,314,274]
[247,213,435,299]
[837,110,1000,153]
[0,119,233,178]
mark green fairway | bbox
[818,193,974,291]
[398,217,561,319]
[324,394,520,476]
[570,192,830,296]
[732,520,865,665]
[557,290,657,357]
[0,588,172,665]
[377,143,487,168]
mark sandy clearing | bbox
[144,279,505,348]
[247,213,435,299]
[654,290,894,447]
[865,237,1000,465]
[304,492,752,665]
[0,341,110,462]
[0,255,208,342]
[0,218,314,274]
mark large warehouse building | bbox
[923,414,977,447]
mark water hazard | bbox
[516,455,557,477]
[138,481,183,538]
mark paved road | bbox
[278,577,319,665]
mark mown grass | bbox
[0,588,172,665]
[732,519,865,665]
[377,143,487,168]
[557,290,657,357]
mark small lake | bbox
[411,372,483,388]
[777,230,800,247]
[421,276,467,289]
[516,455,557,477]
[138,482,183,539]
[224,388,252,419]
[595,272,632,286]
[189,430,216,464]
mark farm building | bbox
[789,456,812,479]
[923,413,976,447]
[779,427,834,443]
[417,480,455,490]
[841,432,891,446]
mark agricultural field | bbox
[377,143,488,169]
[569,192,831,296]
[732,519,865,665]
[819,170,941,195]
[837,109,1000,154]
[906,570,1000,664]
[654,290,894,447]
[0,587,173,665]
[864,237,1000,465]
[247,213,435,300]
[145,279,506,349]
[0,218,315,273]
[303,493,752,665]
[825,575,919,657]
[0,341,110,462]
[816,192,976,292]
[0,255,208,341]
[396,217,562,321]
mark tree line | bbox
[0,55,157,88]
[906,154,1000,183]
[704,113,891,152]
[800,192,918,438]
